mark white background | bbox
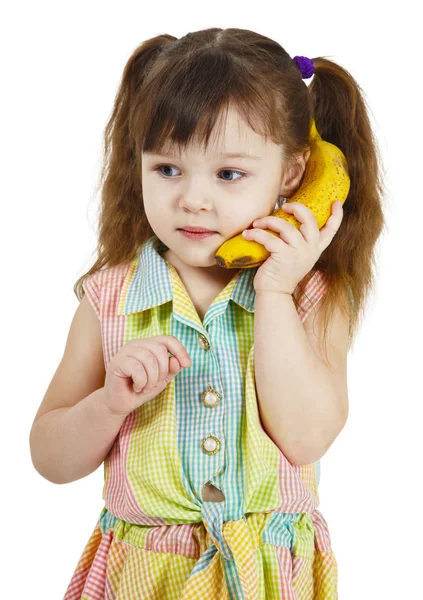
[2,1,422,598]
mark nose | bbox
[178,182,213,212]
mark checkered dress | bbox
[63,234,349,599]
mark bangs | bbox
[131,50,281,157]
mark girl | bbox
[29,28,385,599]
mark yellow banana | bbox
[214,119,350,269]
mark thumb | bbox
[168,355,184,376]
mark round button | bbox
[201,435,221,455]
[204,392,218,406]
[198,334,210,351]
[201,384,221,408]
[204,438,217,452]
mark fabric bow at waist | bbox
[179,501,261,599]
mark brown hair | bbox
[74,27,387,361]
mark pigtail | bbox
[303,56,388,349]
[75,34,177,302]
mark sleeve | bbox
[294,269,328,323]
[82,272,101,320]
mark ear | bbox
[279,148,311,198]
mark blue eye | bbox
[153,164,247,182]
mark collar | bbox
[117,234,257,316]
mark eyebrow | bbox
[146,151,262,161]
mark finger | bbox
[251,213,303,246]
[168,355,183,378]
[242,226,288,252]
[113,352,146,383]
[151,343,175,388]
[280,202,320,243]
[131,355,180,395]
[127,341,188,393]
[129,358,148,393]
[126,347,160,393]
[111,354,147,393]
[319,200,343,248]
[131,336,191,369]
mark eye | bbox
[219,169,247,182]
[152,164,247,183]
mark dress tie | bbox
[180,501,260,599]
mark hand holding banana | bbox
[214,119,350,294]
[241,200,344,295]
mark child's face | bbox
[141,105,300,274]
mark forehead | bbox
[150,105,271,158]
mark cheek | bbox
[142,200,162,229]
[221,213,255,236]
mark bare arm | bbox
[29,386,126,485]
[254,291,347,466]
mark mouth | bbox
[178,229,217,239]
[178,227,217,233]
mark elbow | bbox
[285,440,330,467]
[29,433,68,485]
[286,443,326,467]
[283,440,322,467]
[30,458,63,485]
[284,412,348,466]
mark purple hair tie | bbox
[293,55,315,79]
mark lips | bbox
[179,227,216,233]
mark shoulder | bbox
[82,262,134,319]
[83,262,133,289]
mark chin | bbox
[180,247,220,267]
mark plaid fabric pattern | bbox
[63,235,342,599]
